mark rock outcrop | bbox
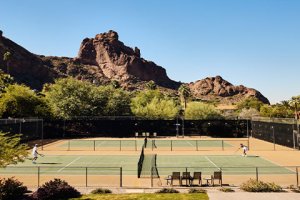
[77,30,180,89]
[189,76,270,104]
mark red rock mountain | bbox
[0,30,269,104]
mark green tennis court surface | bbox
[155,155,293,175]
[0,155,293,176]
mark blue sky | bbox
[1,0,300,103]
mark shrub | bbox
[91,188,112,194]
[155,188,179,193]
[240,179,283,192]
[287,185,300,193]
[0,177,29,200]
[188,188,207,193]
[32,178,81,200]
[219,187,235,192]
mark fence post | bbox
[222,140,224,151]
[247,138,250,151]
[296,167,299,187]
[38,166,40,188]
[186,167,188,186]
[256,167,258,181]
[120,167,123,187]
[120,140,122,151]
[86,167,88,187]
[196,140,198,151]
[93,140,95,151]
[135,140,137,151]
[41,120,44,150]
[171,140,173,151]
[151,166,153,187]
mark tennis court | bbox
[43,138,249,151]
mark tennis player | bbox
[240,143,248,157]
[32,144,39,164]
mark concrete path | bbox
[208,192,300,200]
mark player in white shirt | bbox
[240,143,248,157]
[32,144,39,164]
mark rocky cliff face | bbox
[0,30,270,104]
[76,30,180,89]
[0,33,60,89]
[189,76,270,104]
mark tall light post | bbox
[271,126,275,151]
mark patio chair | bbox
[211,171,222,186]
[191,172,202,186]
[181,172,192,185]
[170,172,181,186]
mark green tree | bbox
[146,80,157,90]
[101,86,131,116]
[3,51,12,74]
[289,95,300,119]
[43,77,107,119]
[131,90,178,119]
[260,104,293,118]
[178,84,191,109]
[185,102,223,120]
[237,97,264,111]
[0,132,28,167]
[0,69,14,93]
[43,77,131,119]
[0,84,50,118]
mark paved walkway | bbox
[208,192,300,200]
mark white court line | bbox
[57,157,81,172]
[205,156,221,170]
[185,141,194,147]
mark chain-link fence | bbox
[252,117,300,149]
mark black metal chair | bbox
[211,171,222,186]
[170,172,181,186]
[181,172,192,185]
[191,172,202,186]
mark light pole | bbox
[271,126,275,150]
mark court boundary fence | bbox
[1,165,299,188]
[1,166,123,188]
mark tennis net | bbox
[137,144,145,178]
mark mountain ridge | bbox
[0,30,270,104]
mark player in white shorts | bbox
[32,144,39,164]
[240,143,248,157]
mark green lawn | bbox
[70,193,209,200]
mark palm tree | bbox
[178,84,191,110]
[146,80,157,90]
[289,96,300,120]
[3,51,12,74]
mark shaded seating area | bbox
[165,171,222,187]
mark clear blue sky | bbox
[1,0,300,104]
